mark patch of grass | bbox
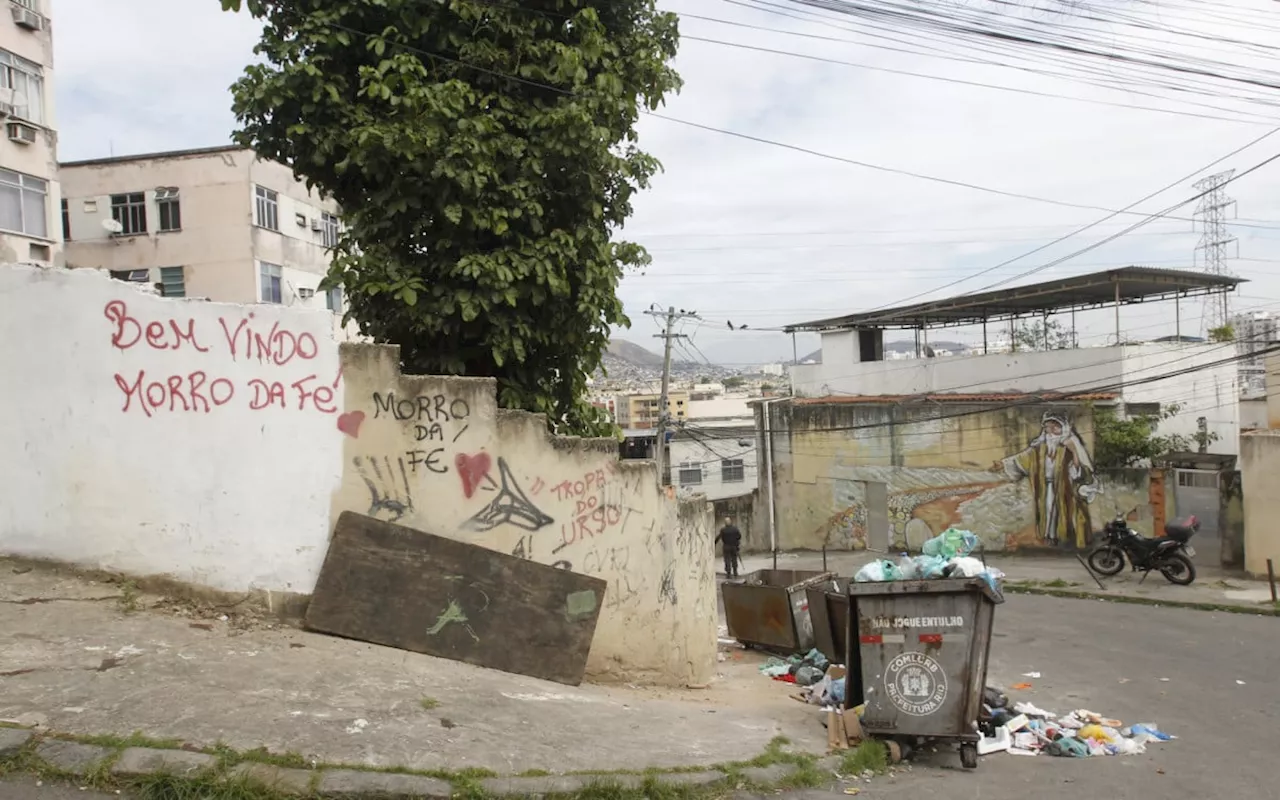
[1043,578,1072,588]
[236,746,309,769]
[518,768,552,777]
[118,580,141,613]
[840,740,888,776]
[130,771,291,800]
[419,696,440,710]
[745,735,799,767]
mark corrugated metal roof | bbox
[794,392,1118,405]
[786,266,1245,332]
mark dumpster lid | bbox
[847,577,1005,605]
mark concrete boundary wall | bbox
[0,265,714,685]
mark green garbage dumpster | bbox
[844,578,1003,769]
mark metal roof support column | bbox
[982,316,988,354]
[1114,279,1122,345]
[1010,317,1017,353]
[1042,311,1049,349]
[1071,307,1078,348]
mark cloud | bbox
[50,0,1280,366]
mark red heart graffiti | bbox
[336,411,365,439]
[456,452,492,498]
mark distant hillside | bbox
[798,340,968,364]
[606,339,665,367]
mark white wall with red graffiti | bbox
[0,264,716,686]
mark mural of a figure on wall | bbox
[992,411,1098,548]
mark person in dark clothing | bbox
[715,516,742,578]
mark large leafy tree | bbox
[219,0,680,435]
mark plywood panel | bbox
[306,511,607,686]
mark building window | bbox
[255,186,278,230]
[110,192,147,235]
[326,285,343,312]
[259,261,283,303]
[321,211,339,248]
[678,462,702,486]
[159,266,185,298]
[156,188,181,232]
[0,50,44,125]
[60,197,69,240]
[721,459,745,483]
[0,168,46,237]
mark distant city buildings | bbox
[1233,310,1278,397]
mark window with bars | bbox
[110,192,146,235]
[60,197,69,240]
[0,50,44,125]
[259,261,283,304]
[254,186,278,230]
[159,266,185,298]
[678,462,703,486]
[321,211,339,248]
[721,459,745,483]
[156,188,181,232]
[0,168,46,237]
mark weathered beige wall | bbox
[1240,431,1280,578]
[331,344,717,685]
[760,399,1153,552]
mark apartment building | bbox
[614,390,689,430]
[60,146,344,314]
[0,0,58,266]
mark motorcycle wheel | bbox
[1087,546,1125,576]
[1159,553,1196,586]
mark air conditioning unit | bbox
[7,121,35,145]
[298,287,316,299]
[11,5,42,30]
[310,218,322,231]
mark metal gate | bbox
[1173,469,1221,565]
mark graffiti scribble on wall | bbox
[464,458,555,532]
[354,455,414,522]
[994,411,1097,548]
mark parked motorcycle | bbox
[1086,513,1199,586]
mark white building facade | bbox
[792,333,1241,454]
[60,146,344,319]
[669,396,758,501]
[0,0,58,266]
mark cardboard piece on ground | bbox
[306,511,608,686]
[843,709,864,744]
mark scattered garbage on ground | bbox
[852,529,1006,594]
[760,648,830,685]
[978,686,1176,758]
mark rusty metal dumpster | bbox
[805,577,849,664]
[722,570,835,652]
[844,578,1002,769]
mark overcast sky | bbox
[54,0,1280,366]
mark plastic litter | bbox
[854,559,902,583]
[921,528,980,558]
[1013,701,1054,718]
[1127,723,1175,741]
[945,556,987,578]
[977,725,1011,755]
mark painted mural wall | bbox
[330,344,716,684]
[763,399,1154,553]
[0,265,715,686]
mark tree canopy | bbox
[219,0,681,435]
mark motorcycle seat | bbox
[1164,523,1196,542]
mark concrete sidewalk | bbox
[0,559,825,776]
[739,550,1279,614]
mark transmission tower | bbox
[1192,169,1237,332]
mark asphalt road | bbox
[5,594,1278,799]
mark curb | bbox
[0,727,851,798]
[1003,583,1280,616]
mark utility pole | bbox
[643,305,700,487]
[1193,170,1237,333]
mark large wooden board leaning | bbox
[306,511,608,686]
